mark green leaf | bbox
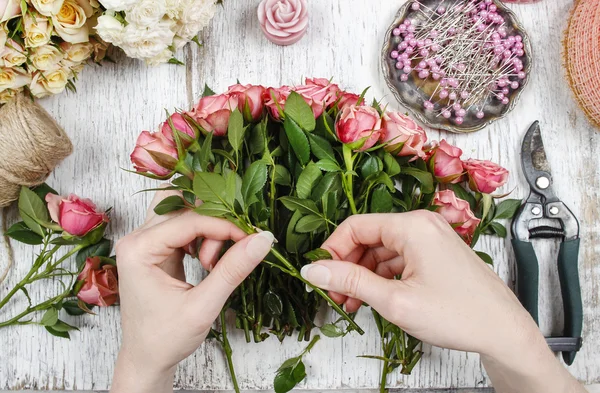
[320,323,345,338]
[168,57,184,65]
[274,165,292,186]
[494,199,522,220]
[153,195,186,215]
[481,193,493,222]
[193,172,227,203]
[274,360,307,393]
[202,83,215,97]
[296,162,322,199]
[250,121,266,155]
[224,170,237,207]
[196,131,213,172]
[402,167,434,194]
[303,248,332,261]
[63,300,86,316]
[284,91,316,132]
[76,238,112,269]
[285,211,309,254]
[308,133,336,161]
[32,183,58,202]
[283,117,310,165]
[279,197,320,216]
[295,214,325,233]
[264,290,283,317]
[194,202,230,217]
[40,308,59,326]
[476,251,494,265]
[18,186,48,236]
[311,172,342,201]
[45,325,70,339]
[81,223,107,246]
[242,161,268,208]
[382,152,401,177]
[172,175,193,190]
[227,109,245,153]
[315,159,340,172]
[489,221,507,238]
[51,319,79,332]
[322,192,338,219]
[448,183,476,212]
[5,222,43,245]
[370,186,393,213]
[277,356,301,372]
[361,156,383,178]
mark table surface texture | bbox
[1,0,599,390]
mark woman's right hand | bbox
[300,211,585,393]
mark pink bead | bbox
[439,89,449,99]
[419,49,429,57]
[403,66,412,73]
[460,91,470,99]
[456,109,466,117]
[497,93,505,100]
[391,51,399,59]
[430,30,439,38]
[515,35,522,42]
[396,62,404,70]
[425,38,432,45]
[404,19,411,26]
[511,81,519,89]
[409,38,417,46]
[455,117,464,124]
[440,79,448,87]
[452,103,462,111]
[431,65,440,72]
[518,71,526,79]
[411,1,420,10]
[457,63,467,72]
[399,24,407,32]
[442,109,452,118]
[432,72,441,80]
[405,47,414,54]
[418,60,427,69]
[501,97,509,105]
[503,50,512,58]
[418,70,429,79]
[478,24,486,32]
[515,42,524,49]
[448,78,459,87]
[417,40,425,47]
[497,79,507,87]
[407,25,416,33]
[449,92,457,100]
[393,28,401,36]
[436,56,444,64]
[400,74,409,82]
[489,4,497,12]
[437,6,446,14]
[400,52,409,60]
[516,49,524,57]
[424,100,434,110]
[399,42,408,50]
[502,87,509,95]
[431,44,441,52]
[448,27,456,35]
[476,111,485,119]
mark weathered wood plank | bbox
[0,0,598,390]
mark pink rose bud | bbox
[293,77,340,118]
[257,0,308,46]
[463,159,509,194]
[381,112,427,160]
[335,91,363,111]
[226,83,267,122]
[430,140,464,183]
[433,189,481,244]
[130,131,179,177]
[76,257,119,307]
[0,0,20,23]
[264,85,292,121]
[335,105,383,151]
[161,113,195,145]
[186,93,239,136]
[45,194,109,237]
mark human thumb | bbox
[192,231,274,311]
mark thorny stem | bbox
[342,145,359,215]
[220,310,240,393]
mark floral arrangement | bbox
[129,78,519,392]
[0,0,108,105]
[95,0,218,65]
[0,184,117,337]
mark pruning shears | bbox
[511,121,583,365]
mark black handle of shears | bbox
[557,238,583,365]
[511,239,540,324]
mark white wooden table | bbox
[1,0,599,390]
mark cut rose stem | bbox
[220,310,241,393]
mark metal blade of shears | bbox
[521,121,559,203]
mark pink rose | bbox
[161,113,195,145]
[45,194,109,237]
[257,0,308,46]
[335,91,362,111]
[335,105,382,151]
[430,140,464,183]
[186,93,239,136]
[293,77,340,118]
[264,85,291,121]
[130,131,179,177]
[463,159,509,194]
[0,0,20,23]
[226,83,266,122]
[433,190,481,243]
[76,256,119,307]
[381,112,427,160]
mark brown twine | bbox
[0,94,72,284]
[0,93,73,206]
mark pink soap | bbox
[258,0,308,46]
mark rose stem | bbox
[219,310,240,393]
[239,282,251,343]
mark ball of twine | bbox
[564,0,600,128]
[0,94,72,207]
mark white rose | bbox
[146,48,172,65]
[164,0,182,19]
[2,39,27,67]
[0,67,31,91]
[30,67,71,96]
[23,13,53,47]
[126,0,166,27]
[61,59,85,73]
[179,0,215,27]
[98,0,136,12]
[94,14,124,44]
[89,36,109,62]
[174,21,204,41]
[120,21,174,60]
[172,35,188,50]
[31,44,65,70]
[0,86,19,104]
[60,41,93,62]
[0,24,7,48]
[31,0,65,17]
[52,0,89,43]
[0,0,20,23]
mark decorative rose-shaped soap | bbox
[257,0,308,46]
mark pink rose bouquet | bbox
[2,184,117,339]
[129,78,518,393]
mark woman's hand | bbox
[110,190,274,393]
[300,211,585,393]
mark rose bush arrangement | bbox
[95,0,218,65]
[130,78,519,393]
[1,184,117,338]
[0,0,108,104]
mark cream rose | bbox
[94,14,124,44]
[89,37,109,62]
[1,39,26,67]
[52,0,89,43]
[62,59,85,73]
[147,48,173,66]
[0,0,20,23]
[0,86,18,104]
[31,44,65,70]
[60,41,93,62]
[0,24,7,48]
[126,0,167,27]
[98,0,136,12]
[31,0,65,17]
[120,22,174,60]
[0,67,31,91]
[23,13,53,47]
[30,67,71,96]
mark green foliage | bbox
[153,195,187,215]
[284,91,316,132]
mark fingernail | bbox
[246,231,275,260]
[300,264,331,287]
